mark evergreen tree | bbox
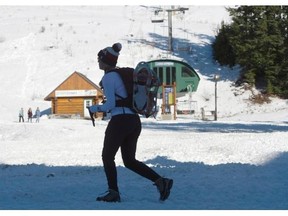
[279,6,288,98]
[212,21,236,67]
[212,6,288,98]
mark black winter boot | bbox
[154,177,173,201]
[96,189,121,202]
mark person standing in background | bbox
[19,108,24,122]
[35,107,41,123]
[27,108,33,123]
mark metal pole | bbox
[214,74,220,121]
[214,79,218,121]
[152,7,188,53]
[168,10,172,52]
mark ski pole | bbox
[87,107,95,127]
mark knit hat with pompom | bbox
[97,43,122,67]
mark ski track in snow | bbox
[22,33,36,99]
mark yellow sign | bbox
[168,93,174,105]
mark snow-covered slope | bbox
[1,5,287,122]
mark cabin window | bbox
[165,67,176,84]
[166,68,171,84]
[181,66,195,77]
[172,67,176,84]
[154,67,163,84]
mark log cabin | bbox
[44,71,103,118]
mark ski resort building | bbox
[44,71,103,118]
[147,59,200,96]
[147,59,201,116]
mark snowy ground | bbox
[1,116,288,211]
[0,4,288,215]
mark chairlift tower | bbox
[151,6,189,53]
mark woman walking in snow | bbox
[88,43,173,202]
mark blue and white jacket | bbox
[89,72,135,116]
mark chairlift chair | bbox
[151,9,164,23]
[151,19,164,23]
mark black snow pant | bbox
[102,114,161,192]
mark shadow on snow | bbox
[126,31,240,82]
[1,152,288,210]
[141,119,288,133]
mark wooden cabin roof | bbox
[44,71,103,101]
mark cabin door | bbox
[84,99,93,118]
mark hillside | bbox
[0,5,287,122]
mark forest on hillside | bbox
[213,6,288,99]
